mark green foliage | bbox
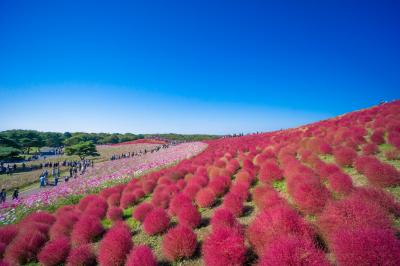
[64,141,100,160]
[273,180,286,192]
[0,146,21,160]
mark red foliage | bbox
[78,195,100,211]
[66,244,97,266]
[120,193,137,209]
[331,228,400,266]
[333,147,357,167]
[106,206,123,221]
[169,193,192,216]
[355,156,400,186]
[143,208,170,235]
[49,210,80,239]
[4,230,47,265]
[361,143,379,155]
[259,161,283,184]
[247,205,314,255]
[107,193,121,207]
[208,178,228,196]
[182,184,202,200]
[385,149,400,160]
[210,208,242,233]
[38,237,70,266]
[314,162,340,179]
[126,245,157,266]
[70,215,104,246]
[162,225,197,262]
[132,202,154,222]
[222,192,244,217]
[258,235,330,266]
[0,225,18,245]
[351,186,400,216]
[202,227,246,266]
[98,222,133,266]
[326,171,353,195]
[317,197,393,240]
[253,187,285,210]
[195,188,216,208]
[177,204,201,228]
[370,128,385,145]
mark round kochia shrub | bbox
[177,204,201,228]
[162,225,197,262]
[202,227,246,266]
[258,235,330,266]
[247,205,314,255]
[333,147,357,167]
[143,208,170,235]
[132,202,154,222]
[169,193,192,216]
[49,211,80,240]
[70,215,104,246]
[4,230,47,265]
[126,245,157,266]
[98,222,133,266]
[326,171,353,195]
[355,156,400,187]
[259,161,283,184]
[37,237,70,266]
[317,196,393,240]
[195,188,216,208]
[222,192,244,217]
[0,225,18,245]
[330,228,400,266]
[210,208,242,234]
[106,206,123,221]
[66,244,97,266]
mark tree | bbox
[0,146,21,161]
[64,141,99,160]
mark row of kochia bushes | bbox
[0,100,399,265]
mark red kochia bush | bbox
[177,204,201,228]
[38,237,70,266]
[331,228,400,266]
[258,235,330,266]
[352,186,400,216]
[259,161,283,184]
[362,143,379,155]
[182,184,202,200]
[70,215,104,246]
[202,227,246,266]
[106,206,123,221]
[222,192,244,217]
[370,128,385,144]
[195,188,216,208]
[317,197,393,240]
[49,210,80,240]
[247,205,313,255]
[355,156,400,186]
[333,147,357,167]
[120,193,137,209]
[4,230,47,265]
[162,225,197,262]
[132,202,154,222]
[210,208,242,234]
[98,222,133,266]
[66,244,97,266]
[326,171,353,195]
[0,225,18,245]
[143,208,170,235]
[169,193,192,216]
[126,245,157,266]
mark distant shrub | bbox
[143,208,170,235]
[70,215,104,246]
[362,143,379,155]
[258,235,329,266]
[259,161,283,184]
[202,227,246,266]
[126,245,157,266]
[38,237,70,266]
[66,244,97,266]
[326,172,353,195]
[162,225,197,262]
[132,202,154,222]
[333,147,357,167]
[247,205,313,255]
[370,128,385,145]
[195,188,216,208]
[331,228,400,266]
[98,222,133,266]
[107,206,123,221]
[177,204,201,228]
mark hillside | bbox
[0,101,399,265]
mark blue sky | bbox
[0,0,399,134]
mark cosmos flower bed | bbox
[0,142,207,225]
[0,101,400,265]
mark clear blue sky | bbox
[0,0,399,134]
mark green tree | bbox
[0,146,21,161]
[64,141,99,160]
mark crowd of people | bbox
[110,144,171,161]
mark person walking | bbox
[12,188,19,200]
[0,189,6,203]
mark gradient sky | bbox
[0,0,399,134]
